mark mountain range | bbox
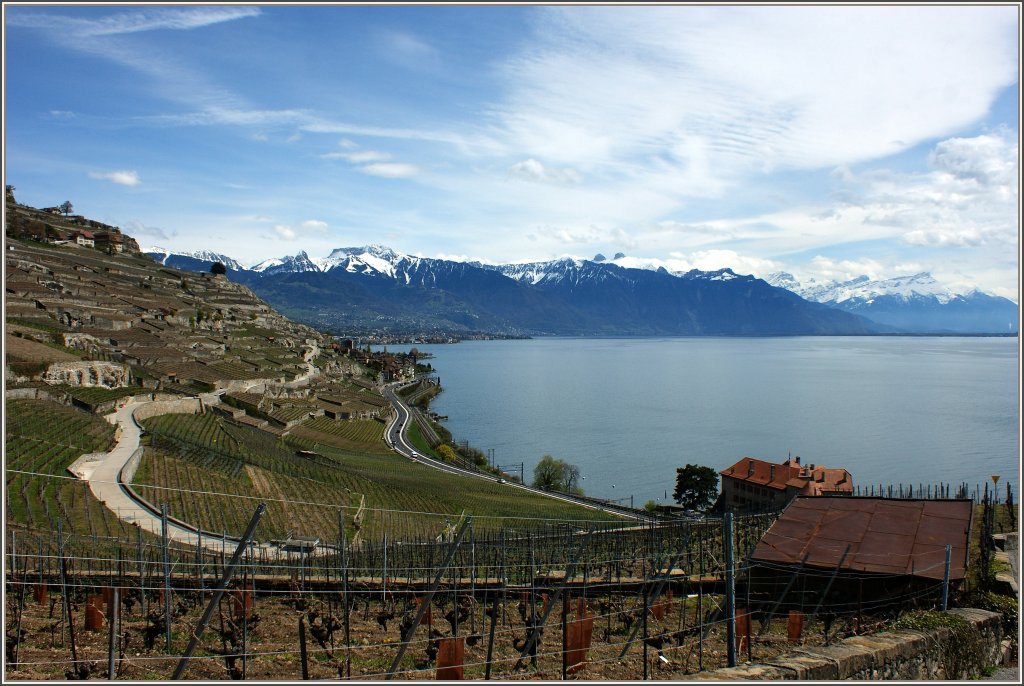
[146,246,1017,337]
[764,272,1018,334]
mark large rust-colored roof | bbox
[751,496,973,580]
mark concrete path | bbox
[70,399,223,549]
[66,345,321,553]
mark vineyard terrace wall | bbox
[131,397,204,422]
[689,608,1005,681]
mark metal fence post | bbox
[724,512,736,668]
[386,516,473,680]
[161,504,172,651]
[941,544,952,611]
[171,504,265,680]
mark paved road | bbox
[68,339,323,554]
[68,355,638,556]
[382,380,647,520]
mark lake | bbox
[410,337,1020,507]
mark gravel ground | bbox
[982,664,1019,681]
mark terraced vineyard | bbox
[4,399,128,536]
[134,412,624,541]
[290,416,390,453]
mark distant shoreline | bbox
[363,331,1018,345]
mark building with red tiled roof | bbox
[720,455,852,511]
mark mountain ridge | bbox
[146,244,887,337]
[765,271,1018,334]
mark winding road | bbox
[382,379,647,520]
[69,358,642,554]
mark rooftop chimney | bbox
[770,466,776,481]
[747,461,755,477]
[795,456,801,465]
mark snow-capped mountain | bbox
[146,247,245,272]
[765,272,1017,334]
[142,245,884,336]
[765,272,955,305]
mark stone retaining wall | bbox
[5,387,62,402]
[119,447,145,483]
[132,397,204,422]
[688,608,1003,681]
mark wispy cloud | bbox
[89,170,140,186]
[272,225,296,240]
[377,30,441,71]
[321,150,393,163]
[8,6,260,37]
[270,219,329,242]
[357,163,420,179]
[492,5,1017,191]
[300,220,329,234]
[508,158,582,185]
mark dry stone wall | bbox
[43,361,130,388]
[689,608,1004,681]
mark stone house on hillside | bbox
[720,455,853,511]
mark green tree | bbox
[532,455,584,494]
[673,464,719,511]
[210,261,227,275]
[437,444,459,463]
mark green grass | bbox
[407,421,438,458]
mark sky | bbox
[3,3,1020,300]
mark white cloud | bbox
[273,225,296,240]
[8,6,261,37]
[89,170,140,186]
[688,250,781,277]
[902,228,986,248]
[300,220,329,233]
[357,162,420,178]
[493,5,1017,188]
[124,220,172,241]
[508,158,583,185]
[804,256,888,283]
[269,220,329,242]
[929,132,1018,185]
[322,150,392,163]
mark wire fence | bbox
[4,498,973,681]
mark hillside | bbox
[4,198,617,542]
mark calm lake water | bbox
[411,337,1020,506]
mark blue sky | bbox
[3,3,1020,299]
